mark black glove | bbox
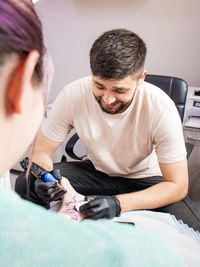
[79,196,121,219]
[35,179,60,201]
[34,168,62,202]
[51,168,62,182]
[20,157,64,206]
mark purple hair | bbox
[0,0,44,81]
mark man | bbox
[1,2,186,266]
[16,28,200,231]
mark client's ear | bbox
[137,70,147,86]
[5,50,40,116]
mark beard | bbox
[94,95,132,114]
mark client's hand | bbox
[58,178,86,222]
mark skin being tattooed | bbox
[58,179,85,222]
[62,195,84,221]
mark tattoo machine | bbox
[20,157,67,199]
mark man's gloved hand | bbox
[79,196,121,219]
[51,168,62,182]
[34,168,62,202]
[35,179,59,201]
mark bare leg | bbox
[58,178,86,222]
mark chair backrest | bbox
[145,74,188,123]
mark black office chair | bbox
[63,74,193,161]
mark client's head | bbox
[0,0,46,175]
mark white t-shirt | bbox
[42,76,186,178]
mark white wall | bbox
[35,0,200,103]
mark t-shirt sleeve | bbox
[153,103,187,163]
[41,88,73,142]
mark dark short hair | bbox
[90,29,147,79]
[0,0,44,82]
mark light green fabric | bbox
[0,189,184,267]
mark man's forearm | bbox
[30,149,53,171]
[116,181,187,212]
[28,130,62,171]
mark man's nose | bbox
[102,93,116,105]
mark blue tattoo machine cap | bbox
[43,172,58,183]
[43,172,67,200]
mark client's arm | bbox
[58,178,86,222]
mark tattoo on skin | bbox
[62,195,83,221]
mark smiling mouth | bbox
[106,105,117,109]
[102,100,119,109]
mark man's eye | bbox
[116,90,125,94]
[97,86,104,90]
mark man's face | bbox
[92,75,141,114]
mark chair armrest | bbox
[185,142,194,159]
[65,133,85,161]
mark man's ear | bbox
[137,70,147,86]
[5,50,40,116]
